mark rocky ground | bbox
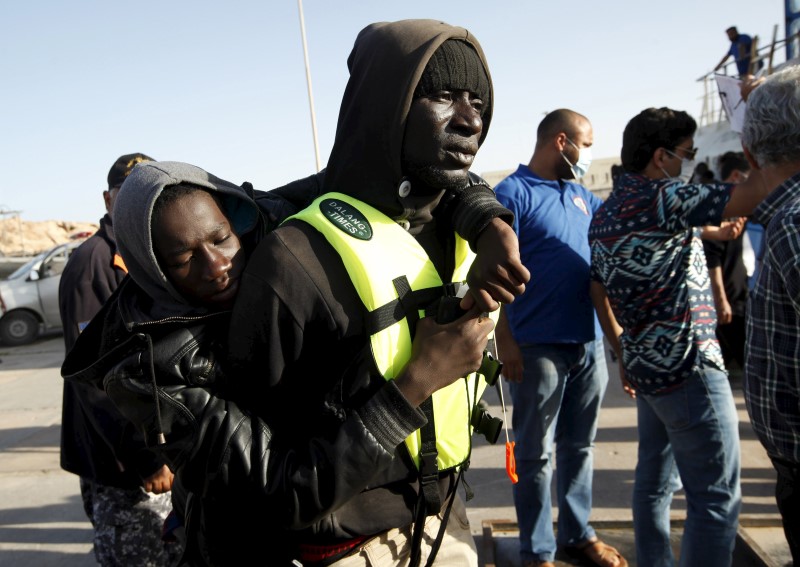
[0,217,98,258]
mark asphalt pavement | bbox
[0,334,792,566]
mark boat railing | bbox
[696,28,800,126]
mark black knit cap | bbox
[414,39,491,114]
[107,152,155,190]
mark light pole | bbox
[297,0,322,172]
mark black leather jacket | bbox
[62,278,426,566]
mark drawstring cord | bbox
[143,334,167,445]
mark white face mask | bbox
[561,138,592,179]
[661,149,696,183]
[679,159,697,183]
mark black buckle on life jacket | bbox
[419,449,440,485]
[442,282,463,298]
[471,405,503,445]
[479,350,503,386]
[429,295,466,324]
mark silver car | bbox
[0,239,86,345]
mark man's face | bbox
[152,190,245,309]
[401,89,485,192]
[726,29,738,41]
[557,118,594,180]
[663,138,697,178]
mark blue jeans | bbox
[510,338,608,563]
[633,365,741,567]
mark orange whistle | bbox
[505,441,518,484]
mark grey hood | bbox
[112,161,260,321]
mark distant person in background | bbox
[58,153,182,567]
[714,26,760,77]
[742,65,800,564]
[701,169,716,183]
[691,162,712,183]
[702,151,751,378]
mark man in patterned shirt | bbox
[588,107,771,566]
[741,65,800,564]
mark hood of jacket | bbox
[321,19,493,223]
[112,161,260,322]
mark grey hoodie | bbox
[112,161,260,321]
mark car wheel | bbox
[0,311,40,346]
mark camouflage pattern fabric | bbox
[80,477,183,566]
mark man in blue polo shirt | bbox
[495,109,626,567]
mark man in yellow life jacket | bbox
[228,19,525,567]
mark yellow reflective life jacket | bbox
[290,192,498,473]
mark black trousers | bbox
[771,456,800,564]
[717,314,746,370]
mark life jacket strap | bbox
[418,397,441,514]
[408,469,462,567]
[362,282,469,336]
[364,287,443,335]
[392,276,418,338]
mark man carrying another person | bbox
[64,21,530,564]
[226,19,526,566]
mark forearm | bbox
[494,307,523,383]
[590,281,623,359]
[722,170,773,218]
[182,381,421,529]
[445,182,513,251]
[709,266,727,305]
[105,356,422,530]
[495,307,514,347]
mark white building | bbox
[482,155,619,201]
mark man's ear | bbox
[742,145,761,170]
[652,147,670,169]
[554,132,568,151]
[103,190,113,214]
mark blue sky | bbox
[1,0,786,222]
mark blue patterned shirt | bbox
[589,173,732,395]
[745,171,800,464]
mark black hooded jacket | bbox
[227,19,499,559]
[59,214,166,486]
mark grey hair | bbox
[741,65,800,167]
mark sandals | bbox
[563,538,628,567]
